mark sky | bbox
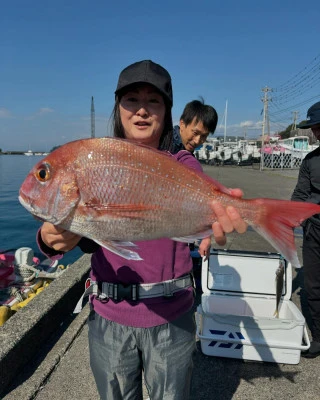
[1,0,320,151]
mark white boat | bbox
[24,150,33,156]
[217,142,237,163]
[195,143,216,163]
[194,138,221,164]
[261,136,318,169]
[232,140,261,164]
[278,136,318,161]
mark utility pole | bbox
[291,111,299,131]
[261,86,272,139]
[243,126,247,140]
[91,96,95,138]
[260,87,272,171]
[224,99,228,143]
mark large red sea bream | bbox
[19,138,320,266]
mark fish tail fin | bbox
[251,199,320,268]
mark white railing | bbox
[260,146,308,170]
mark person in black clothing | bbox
[291,101,320,358]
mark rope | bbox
[14,263,39,282]
[14,263,65,282]
[9,287,25,302]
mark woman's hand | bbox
[211,189,248,246]
[40,222,82,252]
[198,237,212,261]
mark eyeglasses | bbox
[192,130,209,143]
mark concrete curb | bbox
[3,304,90,400]
[0,254,91,396]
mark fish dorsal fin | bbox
[120,138,174,158]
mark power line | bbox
[273,53,320,92]
[273,73,320,103]
[270,94,320,117]
[266,54,320,131]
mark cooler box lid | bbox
[201,249,292,300]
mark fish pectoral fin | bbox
[171,229,213,243]
[110,241,139,247]
[80,203,160,219]
[93,239,143,261]
[171,237,194,243]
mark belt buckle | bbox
[114,283,138,301]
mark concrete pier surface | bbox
[1,165,320,400]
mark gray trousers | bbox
[88,308,196,400]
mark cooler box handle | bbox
[301,326,310,350]
[197,324,310,351]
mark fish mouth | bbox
[18,195,57,224]
[19,193,35,213]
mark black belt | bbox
[74,274,194,313]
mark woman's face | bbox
[119,84,166,148]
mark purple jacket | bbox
[39,150,203,328]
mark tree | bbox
[50,145,61,152]
[278,124,292,139]
[278,121,317,143]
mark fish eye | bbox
[35,163,51,182]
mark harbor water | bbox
[0,155,82,265]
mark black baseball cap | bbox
[299,101,320,129]
[115,60,173,106]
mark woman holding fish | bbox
[34,60,248,399]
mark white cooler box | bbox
[196,249,310,364]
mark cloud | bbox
[228,121,263,130]
[240,120,256,128]
[214,119,265,139]
[38,107,54,115]
[0,108,12,118]
[25,107,55,120]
